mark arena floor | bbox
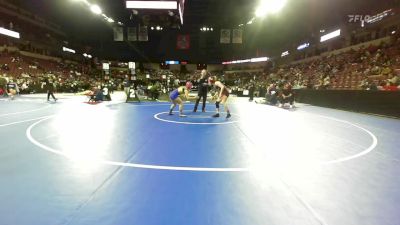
[1,93,399,225]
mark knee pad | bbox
[216,101,220,109]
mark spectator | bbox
[387,73,399,86]
[6,79,18,100]
[279,83,295,108]
[266,83,278,105]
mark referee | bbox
[45,77,57,102]
[193,69,209,113]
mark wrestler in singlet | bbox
[169,82,193,117]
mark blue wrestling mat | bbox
[0,100,400,225]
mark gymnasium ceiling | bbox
[7,0,400,62]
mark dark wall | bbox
[295,90,400,118]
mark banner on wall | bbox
[232,29,243,44]
[138,26,148,41]
[113,27,124,41]
[220,29,231,44]
[177,34,190,49]
[127,27,137,41]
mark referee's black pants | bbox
[194,91,207,112]
[47,90,56,101]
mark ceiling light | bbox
[255,0,287,17]
[0,27,20,39]
[281,51,289,57]
[63,47,76,54]
[320,29,341,42]
[90,4,102,15]
[72,0,90,6]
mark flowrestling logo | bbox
[348,9,395,24]
[347,15,371,23]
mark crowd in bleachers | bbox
[225,35,400,96]
[1,34,400,100]
[0,51,107,95]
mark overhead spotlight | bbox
[206,28,209,31]
[87,55,92,59]
[90,4,102,14]
[156,26,160,30]
[238,24,244,27]
[247,20,253,25]
[200,28,202,31]
[118,22,123,25]
[168,10,174,16]
[72,0,90,6]
[202,26,206,31]
[267,0,287,13]
[151,27,154,30]
[392,30,396,34]
[160,27,163,30]
[255,0,287,17]
[83,53,88,57]
[210,28,213,31]
[255,7,266,17]
[107,18,114,23]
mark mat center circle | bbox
[153,110,239,125]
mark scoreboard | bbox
[126,1,186,25]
